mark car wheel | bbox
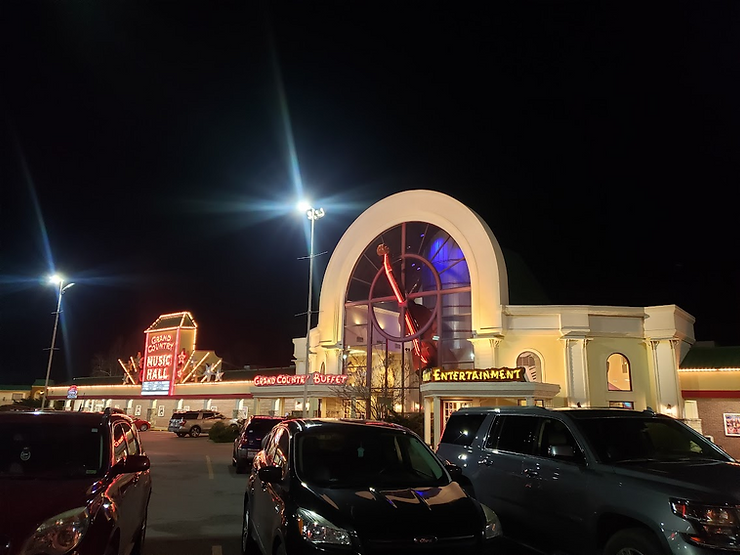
[241,499,258,554]
[176,432,186,437]
[139,424,149,432]
[604,528,665,555]
[189,426,201,438]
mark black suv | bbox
[0,408,152,555]
[232,415,284,473]
[242,418,503,555]
[436,406,740,555]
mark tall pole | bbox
[42,278,65,409]
[301,206,324,417]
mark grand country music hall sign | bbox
[422,367,528,383]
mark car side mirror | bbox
[258,465,283,483]
[112,454,150,475]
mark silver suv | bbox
[436,406,740,555]
[168,410,230,438]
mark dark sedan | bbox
[0,409,151,555]
[242,418,502,555]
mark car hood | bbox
[608,459,740,501]
[0,477,100,549]
[299,480,484,537]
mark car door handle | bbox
[478,458,494,466]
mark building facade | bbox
[47,190,697,448]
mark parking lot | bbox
[140,429,539,555]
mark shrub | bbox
[208,421,239,443]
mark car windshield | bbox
[247,419,282,435]
[577,416,730,463]
[0,422,105,479]
[296,427,448,488]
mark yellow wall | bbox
[587,337,652,410]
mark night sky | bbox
[2,2,739,386]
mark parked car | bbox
[233,415,285,473]
[242,418,503,555]
[132,417,151,431]
[0,408,152,555]
[436,406,740,555]
[168,410,230,437]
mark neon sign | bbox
[253,373,349,387]
[141,331,177,395]
[422,367,527,383]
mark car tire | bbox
[603,528,665,555]
[241,499,258,554]
[139,424,149,432]
[177,432,186,437]
[189,426,201,438]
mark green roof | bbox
[681,346,740,369]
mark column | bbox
[433,396,442,449]
[564,336,590,407]
[423,396,433,446]
[469,336,503,369]
[649,339,684,417]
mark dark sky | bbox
[2,2,739,386]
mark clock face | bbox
[345,221,472,370]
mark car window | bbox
[263,427,282,464]
[537,418,582,461]
[0,422,105,478]
[113,424,129,463]
[202,412,214,419]
[487,415,540,455]
[124,423,140,456]
[247,419,283,435]
[296,427,447,487]
[577,416,729,463]
[440,413,488,447]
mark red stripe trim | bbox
[48,393,254,400]
[682,390,740,398]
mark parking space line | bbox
[206,455,214,479]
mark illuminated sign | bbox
[67,385,78,399]
[422,367,527,383]
[141,331,178,396]
[253,373,350,387]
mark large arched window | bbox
[343,221,472,417]
[607,353,632,391]
[516,351,542,382]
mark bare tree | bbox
[331,343,421,420]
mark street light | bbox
[298,203,325,417]
[42,274,75,409]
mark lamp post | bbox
[299,203,325,417]
[42,275,75,409]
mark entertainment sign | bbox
[422,367,527,383]
[253,373,350,387]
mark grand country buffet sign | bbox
[422,367,528,383]
[253,373,350,386]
